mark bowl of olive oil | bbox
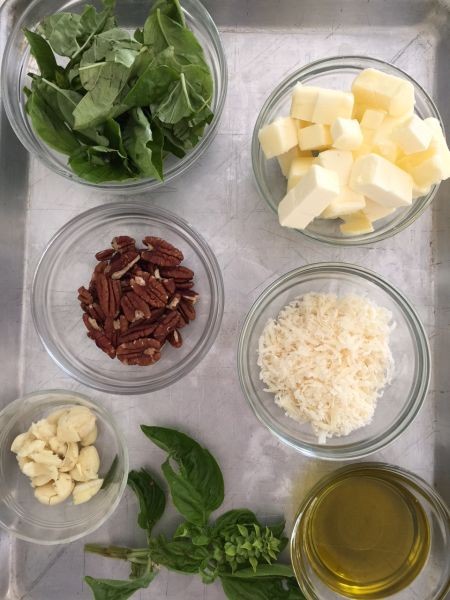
[291,464,450,600]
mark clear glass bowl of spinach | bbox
[1,0,227,191]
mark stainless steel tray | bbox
[0,0,449,598]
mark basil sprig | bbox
[84,426,305,600]
[23,0,214,183]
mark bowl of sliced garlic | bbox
[0,389,128,544]
[252,56,449,245]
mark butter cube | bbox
[290,85,320,121]
[298,124,331,151]
[321,188,366,219]
[277,146,300,177]
[360,108,386,130]
[362,199,395,222]
[340,212,374,236]
[349,153,413,208]
[312,89,354,125]
[391,114,432,155]
[410,154,450,189]
[278,165,340,229]
[316,150,354,185]
[352,68,415,117]
[287,157,315,191]
[258,117,298,159]
[331,118,363,151]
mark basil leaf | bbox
[85,571,155,600]
[26,88,80,155]
[23,29,58,80]
[101,455,119,489]
[212,509,260,535]
[149,535,209,574]
[225,564,296,579]
[221,576,306,600]
[123,108,163,179]
[69,145,133,182]
[127,469,166,534]
[141,426,224,526]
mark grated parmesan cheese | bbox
[257,293,394,443]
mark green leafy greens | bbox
[84,426,305,600]
[24,0,214,182]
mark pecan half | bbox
[127,291,151,319]
[160,266,194,281]
[141,237,184,267]
[78,286,93,305]
[97,274,121,318]
[167,293,181,310]
[153,311,180,341]
[112,236,136,253]
[162,278,176,295]
[178,299,196,322]
[85,302,106,322]
[82,313,101,333]
[116,338,161,366]
[168,329,183,348]
[95,248,115,261]
[180,290,199,304]
[118,321,157,344]
[107,251,140,280]
[88,329,116,359]
[130,275,168,308]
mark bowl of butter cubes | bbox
[252,56,450,245]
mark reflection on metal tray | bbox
[0,0,449,598]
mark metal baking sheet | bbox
[0,0,449,598]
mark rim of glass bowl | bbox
[0,0,228,193]
[0,389,129,544]
[290,462,450,600]
[31,202,224,394]
[251,55,444,246]
[237,262,431,460]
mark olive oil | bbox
[294,468,430,598]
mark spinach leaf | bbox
[127,469,166,534]
[141,426,224,526]
[23,29,58,80]
[69,145,133,182]
[123,108,163,179]
[148,535,209,573]
[37,12,83,57]
[26,88,80,155]
[123,64,179,108]
[221,575,306,600]
[154,12,207,67]
[151,0,185,26]
[85,571,155,600]
[73,61,130,129]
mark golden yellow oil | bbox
[295,469,430,599]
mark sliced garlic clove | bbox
[22,461,57,478]
[16,438,46,458]
[81,424,98,447]
[46,408,69,425]
[48,436,67,457]
[29,419,56,442]
[11,432,35,454]
[59,442,79,473]
[34,473,74,506]
[29,449,63,467]
[72,479,103,505]
[77,446,100,480]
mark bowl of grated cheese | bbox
[237,262,431,460]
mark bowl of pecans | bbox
[31,202,224,394]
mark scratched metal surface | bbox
[0,0,449,598]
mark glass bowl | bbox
[1,0,227,192]
[291,463,450,600]
[252,55,444,246]
[0,389,128,544]
[237,262,430,460]
[32,202,224,394]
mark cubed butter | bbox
[391,114,432,155]
[258,117,298,159]
[298,123,331,151]
[340,212,374,236]
[278,165,340,229]
[316,150,354,185]
[349,153,413,208]
[287,157,315,191]
[311,89,354,125]
[321,188,366,219]
[277,146,300,177]
[290,85,320,121]
[352,68,415,117]
[362,199,395,222]
[331,118,363,151]
[409,154,450,189]
[360,108,386,130]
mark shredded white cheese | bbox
[257,293,394,443]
